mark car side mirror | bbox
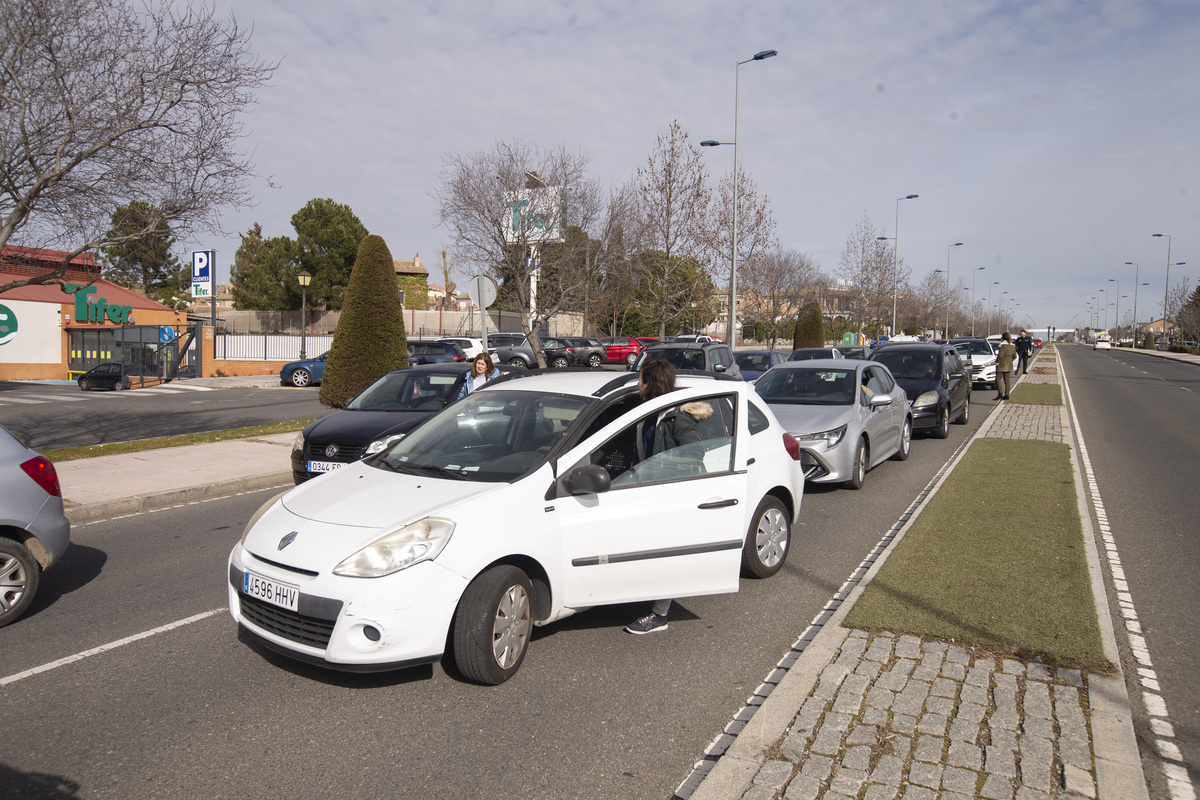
[869,394,893,407]
[714,364,727,372]
[562,464,611,496]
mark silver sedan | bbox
[1,425,71,627]
[754,359,912,489]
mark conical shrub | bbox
[792,301,825,349]
[319,235,408,408]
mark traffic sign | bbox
[191,251,212,298]
[468,274,497,308]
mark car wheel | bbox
[955,395,970,424]
[588,354,602,368]
[78,378,91,391]
[933,406,950,439]
[113,379,125,392]
[891,417,912,461]
[451,565,533,685]
[0,538,41,629]
[741,496,790,579]
[551,356,569,369]
[625,353,637,366]
[508,357,528,368]
[843,437,868,489]
[290,368,312,388]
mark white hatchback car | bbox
[1093,338,1112,350]
[229,371,804,683]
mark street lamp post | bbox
[1107,278,1120,339]
[987,281,999,336]
[297,270,312,359]
[971,267,986,336]
[1126,262,1140,347]
[1152,233,1172,343]
[945,242,963,336]
[876,195,918,336]
[700,48,777,351]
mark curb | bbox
[64,471,292,524]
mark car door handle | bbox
[698,499,739,509]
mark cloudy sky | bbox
[193,0,1198,333]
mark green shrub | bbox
[792,301,824,349]
[1141,333,1156,349]
[319,235,408,408]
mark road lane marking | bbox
[1060,361,1195,800]
[0,609,222,688]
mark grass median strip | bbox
[844,438,1107,669]
[1010,382,1062,404]
[43,419,319,462]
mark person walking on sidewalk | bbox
[995,331,1017,400]
[1016,329,1034,374]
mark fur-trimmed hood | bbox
[680,401,714,421]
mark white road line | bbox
[168,384,215,391]
[0,609,223,688]
[1060,362,1196,800]
[0,397,44,404]
[16,393,89,402]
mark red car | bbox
[599,336,645,366]
[1033,338,1043,348]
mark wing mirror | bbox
[561,464,611,496]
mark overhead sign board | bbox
[191,251,212,298]
[502,187,565,245]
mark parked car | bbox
[599,336,645,366]
[280,352,328,387]
[734,350,787,382]
[290,363,517,483]
[495,336,575,368]
[950,337,999,387]
[838,345,873,361]
[755,360,911,489]
[407,340,467,364]
[789,347,844,361]
[630,342,742,379]
[488,332,528,348]
[437,337,494,359]
[634,337,660,349]
[0,425,71,627]
[871,342,971,439]
[673,334,717,344]
[77,362,130,391]
[229,370,804,683]
[562,337,608,368]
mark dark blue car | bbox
[280,352,328,387]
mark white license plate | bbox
[307,460,344,473]
[242,570,300,612]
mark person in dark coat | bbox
[1015,330,1034,375]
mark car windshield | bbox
[755,368,855,405]
[372,390,590,482]
[643,348,707,371]
[346,371,461,412]
[788,349,832,361]
[873,351,941,380]
[735,353,774,372]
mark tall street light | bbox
[987,281,999,336]
[971,267,986,336]
[1152,233,1172,341]
[1107,278,1120,339]
[1126,262,1140,346]
[297,270,312,359]
[701,48,777,350]
[875,194,918,335]
[945,242,964,337]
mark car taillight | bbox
[782,433,803,462]
[453,355,465,360]
[21,455,62,497]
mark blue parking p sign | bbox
[191,251,212,298]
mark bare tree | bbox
[741,247,821,348]
[433,140,609,367]
[836,213,894,335]
[701,165,777,341]
[0,0,274,293]
[635,119,712,339]
[437,245,456,310]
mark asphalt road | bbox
[0,381,327,451]
[0,389,995,799]
[1058,345,1200,798]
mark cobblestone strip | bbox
[982,354,1064,443]
[739,631,1099,800]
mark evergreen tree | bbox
[319,235,408,408]
[793,301,825,349]
[230,223,296,310]
[100,201,181,292]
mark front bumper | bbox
[228,545,468,672]
[909,402,942,430]
[796,440,854,484]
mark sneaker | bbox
[624,613,668,635]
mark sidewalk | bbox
[684,349,1149,800]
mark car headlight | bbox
[291,431,305,456]
[333,517,456,577]
[912,391,940,409]
[364,433,406,456]
[795,424,847,448]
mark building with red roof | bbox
[1,245,187,381]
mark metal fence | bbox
[214,333,335,361]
